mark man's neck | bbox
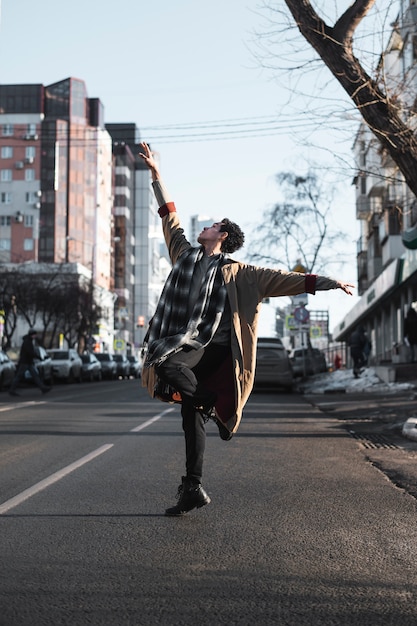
[202,244,222,257]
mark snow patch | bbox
[297,367,415,395]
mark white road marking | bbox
[0,401,46,413]
[130,407,175,432]
[0,407,174,515]
[0,444,113,515]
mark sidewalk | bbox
[299,368,417,500]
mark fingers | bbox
[139,142,151,157]
[343,283,355,295]
[338,281,355,295]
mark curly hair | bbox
[219,218,245,253]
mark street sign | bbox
[285,314,297,330]
[114,338,125,351]
[310,325,322,338]
[294,306,310,324]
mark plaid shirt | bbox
[144,247,228,366]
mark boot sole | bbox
[165,496,211,517]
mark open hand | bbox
[337,281,355,295]
[138,142,159,178]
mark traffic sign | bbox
[114,338,125,351]
[310,325,322,338]
[285,314,297,330]
[294,306,310,324]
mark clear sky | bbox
[0,0,361,333]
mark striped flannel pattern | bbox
[144,247,228,366]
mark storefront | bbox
[333,257,417,365]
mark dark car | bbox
[127,355,142,378]
[80,353,102,382]
[112,354,130,379]
[95,353,117,380]
[0,350,16,390]
[254,337,294,391]
[291,347,328,378]
[25,346,53,385]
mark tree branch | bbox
[333,0,377,47]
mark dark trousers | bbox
[350,348,365,375]
[10,362,45,392]
[155,344,229,483]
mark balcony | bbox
[356,195,370,218]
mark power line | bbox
[0,112,354,146]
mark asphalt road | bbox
[1,380,417,625]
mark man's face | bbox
[197,222,225,246]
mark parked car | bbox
[290,347,328,378]
[254,337,294,391]
[48,349,82,383]
[112,354,130,379]
[127,355,142,378]
[80,353,102,382]
[0,350,16,390]
[95,353,117,380]
[25,346,53,385]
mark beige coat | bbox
[143,211,338,434]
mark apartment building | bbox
[334,1,417,363]
[104,124,167,350]
[0,79,114,286]
[0,79,182,354]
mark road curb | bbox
[402,417,417,441]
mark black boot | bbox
[210,413,233,441]
[194,391,233,441]
[165,476,211,516]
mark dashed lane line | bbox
[0,407,174,515]
[130,408,174,432]
[0,401,46,413]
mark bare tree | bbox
[249,170,346,273]
[0,268,102,351]
[277,0,417,197]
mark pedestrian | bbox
[349,325,367,378]
[363,330,372,365]
[139,142,354,516]
[9,329,51,396]
[404,306,417,363]
[334,353,342,370]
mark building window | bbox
[0,192,12,204]
[26,123,37,136]
[0,239,11,251]
[25,169,35,182]
[0,169,12,182]
[23,238,34,251]
[412,34,417,62]
[25,191,37,203]
[1,146,13,159]
[0,216,11,226]
[24,215,34,227]
[360,175,367,195]
[25,146,35,159]
[2,124,13,136]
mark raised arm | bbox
[138,142,160,181]
[138,142,192,263]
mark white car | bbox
[0,350,16,391]
[48,349,83,383]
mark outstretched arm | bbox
[314,276,355,295]
[138,142,160,181]
[138,141,173,211]
[335,281,355,296]
[138,142,191,262]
